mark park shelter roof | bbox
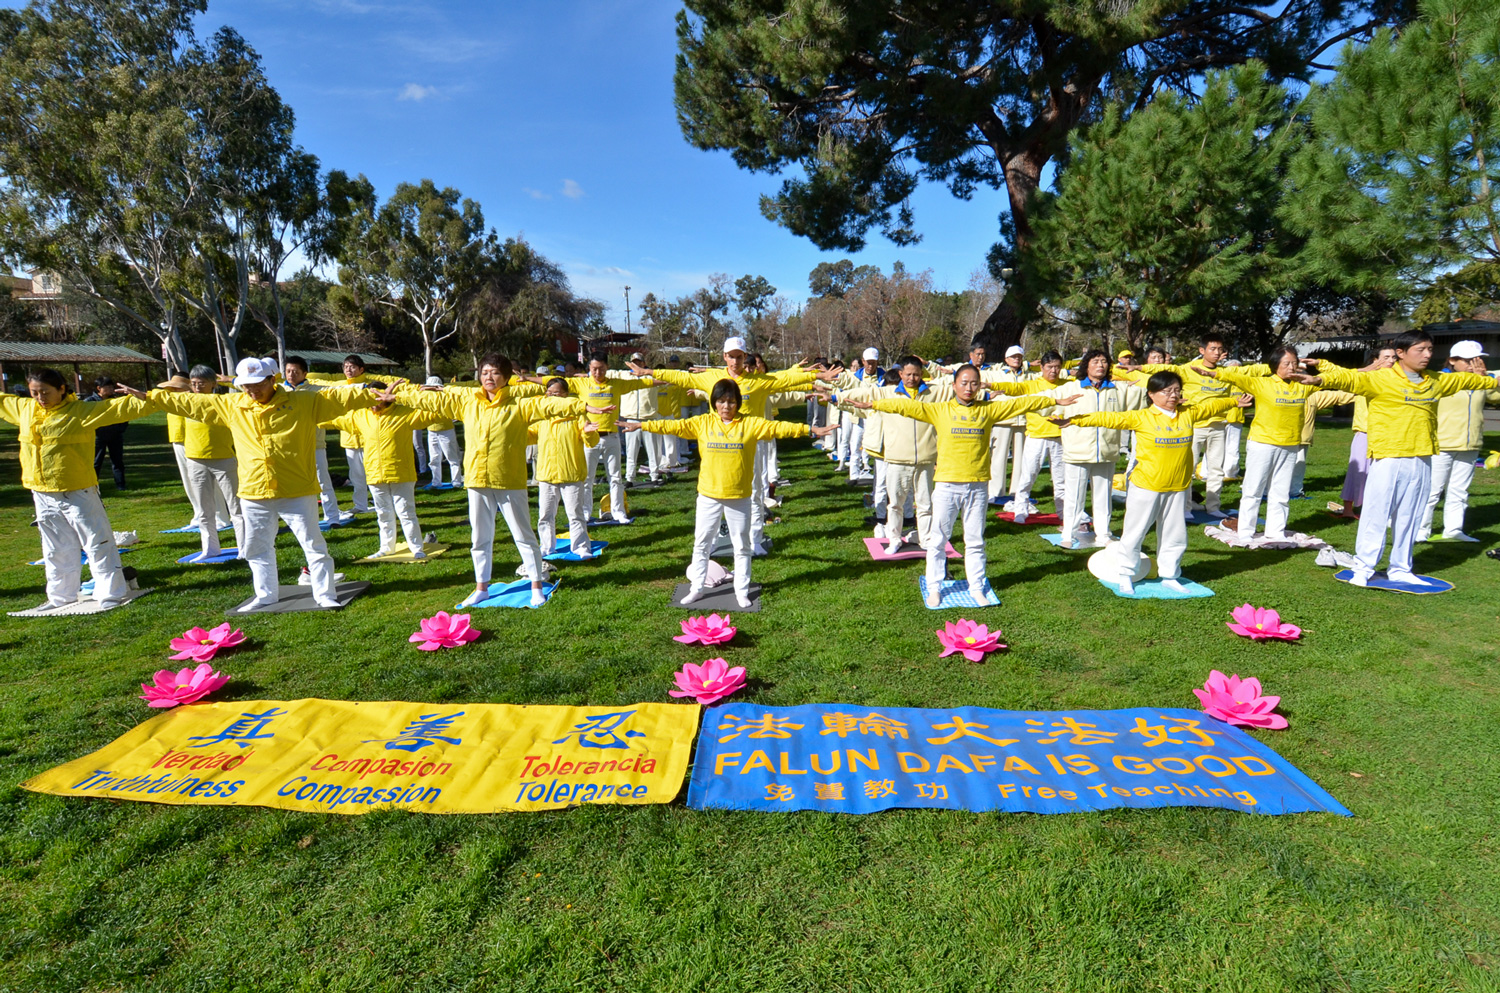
[0,341,156,364]
[285,350,397,366]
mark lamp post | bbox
[623,285,632,334]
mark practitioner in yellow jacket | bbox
[396,354,604,607]
[178,365,246,560]
[1,368,158,611]
[532,376,601,560]
[1134,332,1237,517]
[847,365,1068,607]
[328,389,439,560]
[1299,331,1499,585]
[306,355,375,512]
[133,357,382,611]
[622,378,839,609]
[1419,340,1500,542]
[996,351,1069,524]
[1058,372,1246,594]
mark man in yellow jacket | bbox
[132,357,383,611]
[328,388,439,559]
[1301,331,1500,585]
[1419,340,1500,542]
[283,356,348,525]
[305,354,375,513]
[179,365,246,561]
[1135,332,1236,517]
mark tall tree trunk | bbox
[976,146,1048,352]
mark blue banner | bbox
[686,704,1350,816]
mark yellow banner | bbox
[22,699,700,815]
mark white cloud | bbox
[561,179,585,200]
[524,188,551,201]
[398,83,439,101]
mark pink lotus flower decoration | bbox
[674,613,737,646]
[668,657,746,705]
[168,623,246,662]
[139,663,231,709]
[935,618,1006,662]
[1194,670,1288,729]
[409,611,481,651]
[1226,603,1302,641]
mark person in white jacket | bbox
[833,348,884,479]
[1050,350,1148,547]
[619,353,663,483]
[1419,340,1500,542]
[982,345,1032,505]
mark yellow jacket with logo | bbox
[642,413,809,499]
[396,385,580,490]
[1316,363,1498,459]
[1214,368,1327,447]
[183,414,235,461]
[838,382,960,465]
[530,415,600,485]
[327,405,436,485]
[0,395,158,493]
[1070,397,1239,492]
[1434,375,1500,451]
[567,375,654,432]
[872,395,1057,483]
[150,387,376,500]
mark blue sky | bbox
[186,0,1011,328]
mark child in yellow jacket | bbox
[1059,371,1245,594]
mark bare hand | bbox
[1235,393,1253,407]
[419,384,444,392]
[843,399,874,410]
[815,366,842,382]
[617,420,641,432]
[810,423,839,438]
[1189,364,1218,379]
[1285,373,1322,385]
[1052,393,1081,407]
[371,388,400,403]
[585,404,616,415]
[117,384,149,400]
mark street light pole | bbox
[623,285,632,334]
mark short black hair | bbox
[1039,350,1063,366]
[1147,370,1184,394]
[709,379,743,408]
[94,374,116,388]
[1390,330,1433,353]
[478,353,513,381]
[27,368,67,391]
[899,355,924,370]
[1200,332,1226,349]
[344,354,366,369]
[1076,348,1110,380]
[588,351,610,366]
[1261,345,1299,371]
[285,356,308,372]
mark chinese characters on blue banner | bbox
[686,705,1350,816]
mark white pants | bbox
[871,457,888,515]
[172,442,195,526]
[1223,422,1243,477]
[1238,440,1298,540]
[767,438,780,482]
[428,427,462,484]
[242,495,337,605]
[847,418,868,476]
[1015,437,1065,515]
[836,408,855,464]
[584,432,625,517]
[186,457,244,556]
[315,448,342,521]
[752,441,771,543]
[1290,446,1309,496]
[1191,424,1226,511]
[1120,485,1189,580]
[344,448,369,512]
[928,480,989,588]
[887,462,935,545]
[538,481,590,556]
[690,494,752,597]
[661,432,681,467]
[371,481,424,553]
[412,430,428,473]
[33,487,127,606]
[468,486,545,585]
[1063,462,1113,542]
[988,425,1026,499]
[626,420,661,477]
[1422,449,1478,537]
[1355,456,1431,578]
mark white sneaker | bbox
[873,524,886,540]
[1446,531,1479,542]
[903,531,920,546]
[1385,570,1427,586]
[576,547,593,560]
[1002,499,1016,513]
[315,598,343,609]
[1415,528,1431,542]
[681,586,704,604]
[886,539,903,557]
[1013,512,1029,524]
[239,597,277,613]
[459,589,489,608]
[1349,572,1370,587]
[925,588,943,609]
[735,592,753,609]
[410,549,427,560]
[752,542,769,557]
[612,513,629,524]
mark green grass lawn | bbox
[1,412,1498,992]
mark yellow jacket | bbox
[839,382,960,465]
[1136,363,1241,426]
[656,382,690,418]
[306,372,376,448]
[1351,395,1369,434]
[1316,363,1498,459]
[327,405,435,485]
[531,415,600,485]
[1435,376,1500,451]
[183,415,235,460]
[0,395,158,493]
[1051,379,1149,462]
[1215,368,1328,447]
[975,364,1033,426]
[567,375,654,432]
[167,412,186,445]
[1301,390,1358,446]
[649,367,817,418]
[150,387,376,499]
[989,376,1066,439]
[642,413,808,500]
[396,385,581,490]
[1071,398,1239,492]
[873,395,1057,483]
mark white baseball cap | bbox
[1449,340,1488,359]
[1005,345,1024,358]
[232,356,277,387]
[628,352,644,362]
[722,336,748,356]
[862,347,880,362]
[425,375,443,386]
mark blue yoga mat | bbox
[1099,578,1215,600]
[420,481,459,491]
[544,539,609,562]
[1333,569,1453,594]
[31,546,135,566]
[176,549,241,565]
[158,524,235,534]
[586,516,634,527]
[461,579,559,609]
[1039,533,1104,549]
[318,515,361,532]
[918,577,1000,610]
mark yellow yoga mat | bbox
[23,699,700,815]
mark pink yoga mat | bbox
[862,537,960,561]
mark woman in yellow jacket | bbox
[1,368,158,611]
[1058,372,1246,595]
[133,357,382,611]
[848,366,1067,607]
[328,387,439,560]
[179,365,246,560]
[396,354,603,608]
[622,379,838,609]
[531,377,601,559]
